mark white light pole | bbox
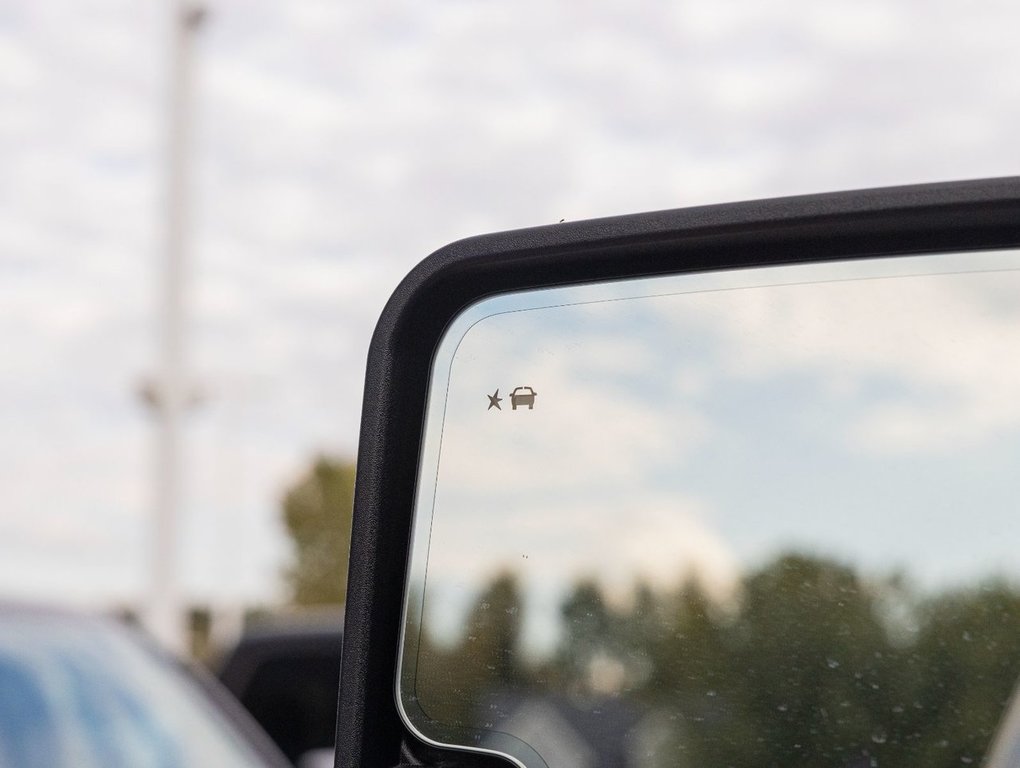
[146,0,206,654]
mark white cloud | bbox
[422,492,739,655]
[433,310,711,495]
[649,260,1020,454]
[6,0,1020,609]
[805,2,908,51]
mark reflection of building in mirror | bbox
[478,693,670,768]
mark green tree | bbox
[556,579,616,691]
[281,456,355,605]
[410,556,1020,768]
[642,580,740,766]
[906,582,1020,768]
[417,572,526,728]
[724,554,898,768]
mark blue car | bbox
[0,603,290,768]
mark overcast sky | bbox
[3,0,1020,610]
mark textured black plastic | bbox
[335,178,1020,768]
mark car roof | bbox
[0,599,102,621]
[238,607,344,641]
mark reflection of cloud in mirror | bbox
[437,314,712,494]
[648,270,1020,453]
[423,492,738,656]
[417,256,1020,656]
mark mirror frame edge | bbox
[335,177,1020,768]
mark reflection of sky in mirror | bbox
[410,251,1020,657]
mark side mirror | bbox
[337,179,1020,768]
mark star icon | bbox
[487,389,503,410]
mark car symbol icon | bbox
[509,386,537,410]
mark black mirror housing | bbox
[335,177,1020,768]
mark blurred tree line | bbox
[281,456,355,605]
[416,556,1020,768]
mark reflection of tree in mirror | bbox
[555,580,632,695]
[907,583,1020,768]
[417,572,529,728]
[418,555,1020,768]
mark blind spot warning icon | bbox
[510,386,537,410]
[487,389,502,410]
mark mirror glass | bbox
[400,249,1020,768]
